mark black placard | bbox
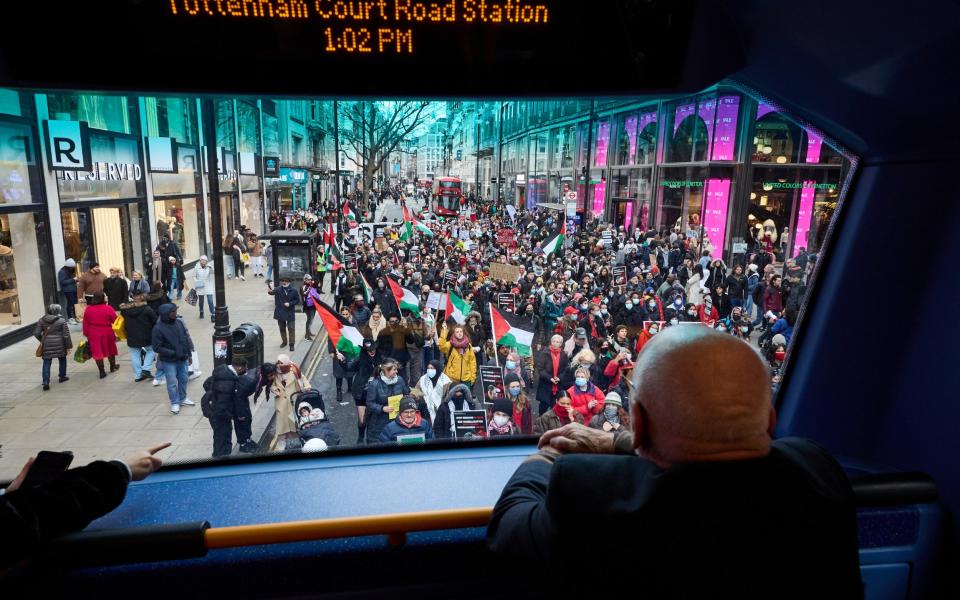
[613,266,627,286]
[479,365,505,404]
[498,294,516,313]
[453,410,488,440]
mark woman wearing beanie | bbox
[34,304,72,391]
[589,392,629,433]
[503,373,533,435]
[488,397,519,437]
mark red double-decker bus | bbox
[431,177,464,217]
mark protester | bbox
[364,358,409,444]
[488,397,519,437]
[436,322,478,389]
[534,390,584,434]
[378,396,435,443]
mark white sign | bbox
[516,174,526,184]
[566,201,577,217]
[58,162,143,182]
[565,191,577,200]
[426,291,443,310]
[44,120,91,170]
[505,204,517,221]
[732,242,748,254]
[146,137,176,173]
[239,151,257,175]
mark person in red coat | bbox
[635,321,664,354]
[82,292,119,378]
[698,296,720,327]
[567,366,605,422]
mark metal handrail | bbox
[204,507,493,549]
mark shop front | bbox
[656,166,737,262]
[149,139,206,264]
[279,167,308,211]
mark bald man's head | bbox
[630,326,774,467]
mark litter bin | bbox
[232,323,264,370]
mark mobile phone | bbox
[21,450,74,488]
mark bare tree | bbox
[338,101,431,211]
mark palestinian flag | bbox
[490,304,534,357]
[342,201,357,224]
[400,206,434,241]
[324,221,336,247]
[387,276,420,317]
[316,300,364,358]
[541,221,566,256]
[324,238,343,269]
[445,290,471,325]
[359,272,374,303]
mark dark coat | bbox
[206,364,239,419]
[432,383,476,439]
[269,285,301,321]
[34,315,72,359]
[57,267,77,294]
[377,416,435,443]
[345,350,385,401]
[103,276,129,309]
[364,376,410,443]
[487,438,863,598]
[151,304,195,363]
[119,301,158,348]
[300,420,341,447]
[535,349,569,411]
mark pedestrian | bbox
[57,259,79,324]
[377,396,434,443]
[103,267,129,311]
[164,256,185,301]
[151,303,196,414]
[271,354,309,450]
[364,358,410,444]
[193,255,215,321]
[488,397,520,437]
[268,276,301,352]
[230,230,246,281]
[247,234,265,278]
[120,292,158,382]
[82,292,119,379]
[263,243,274,282]
[436,322,478,389]
[34,304,72,391]
[233,359,259,453]
[331,306,358,405]
[411,358,452,428]
[128,270,151,298]
[77,262,106,304]
[343,338,385,444]
[301,275,321,342]
[205,361,241,458]
[535,334,569,415]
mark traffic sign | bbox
[565,191,577,200]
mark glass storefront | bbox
[657,166,737,260]
[62,203,143,274]
[0,211,52,336]
[154,196,203,263]
[241,191,263,234]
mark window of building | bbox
[0,119,39,206]
[143,97,198,145]
[47,93,132,134]
[0,211,51,337]
[154,196,203,263]
[614,112,638,166]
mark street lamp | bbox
[201,97,232,367]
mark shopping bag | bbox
[112,314,127,341]
[185,288,198,306]
[74,302,86,320]
[241,252,251,265]
[74,340,90,363]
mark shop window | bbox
[241,191,264,235]
[238,101,260,155]
[753,108,802,164]
[637,112,657,165]
[614,112,638,166]
[0,212,48,336]
[215,99,236,151]
[151,144,200,197]
[47,93,131,134]
[61,204,139,275]
[667,100,710,162]
[262,113,280,156]
[144,97,197,145]
[0,90,21,116]
[0,120,37,205]
[155,197,203,263]
[592,119,611,167]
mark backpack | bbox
[200,379,216,419]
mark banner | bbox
[497,228,515,247]
[453,410,488,439]
[426,291,444,310]
[613,266,627,286]
[489,262,521,282]
[479,365,505,404]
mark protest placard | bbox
[479,365,505,403]
[453,410,488,439]
[443,270,458,289]
[426,291,443,310]
[613,266,627,286]
[489,262,521,282]
[498,294,516,313]
[387,394,403,419]
[344,252,357,270]
[375,237,389,252]
[408,246,420,263]
[497,228,515,247]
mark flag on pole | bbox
[324,238,343,269]
[342,201,357,223]
[490,304,534,357]
[445,290,471,325]
[387,276,421,317]
[316,300,364,358]
[541,221,566,256]
[400,206,434,241]
[359,272,374,303]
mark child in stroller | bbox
[293,389,341,449]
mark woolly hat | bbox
[399,397,419,413]
[748,264,759,272]
[493,397,514,415]
[771,334,787,348]
[64,258,76,268]
[604,392,623,407]
[503,373,522,387]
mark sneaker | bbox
[42,384,50,391]
[170,404,180,414]
[135,373,151,382]
[153,378,163,386]
[239,441,258,453]
[58,376,70,383]
[188,370,202,381]
[181,398,196,406]
[239,276,246,281]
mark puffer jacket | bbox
[34,315,72,359]
[436,332,478,385]
[119,301,157,348]
[432,383,477,439]
[205,364,239,419]
[151,304,194,363]
[364,375,410,443]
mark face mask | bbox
[649,328,659,335]
[580,304,588,311]
[426,368,437,378]
[569,314,578,321]
[625,302,633,310]
[378,282,385,289]
[601,309,609,316]
[505,360,516,370]
[509,387,521,397]
[493,415,510,427]
[705,300,712,306]
[774,351,786,362]
[741,326,749,334]
[670,318,679,326]
[632,298,640,304]
[603,406,619,420]
[575,377,588,388]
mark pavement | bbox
[0,264,330,481]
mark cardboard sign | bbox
[498,294,516,313]
[344,252,357,270]
[408,246,420,263]
[387,394,403,419]
[613,266,627,286]
[489,262,521,283]
[443,270,458,289]
[426,291,444,310]
[479,365,505,403]
[453,410,488,439]
[375,236,389,253]
[497,228,515,246]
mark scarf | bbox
[489,419,513,435]
[512,401,528,434]
[368,316,386,340]
[553,403,572,424]
[151,262,163,283]
[450,333,471,353]
[549,347,562,394]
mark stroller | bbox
[291,389,341,450]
